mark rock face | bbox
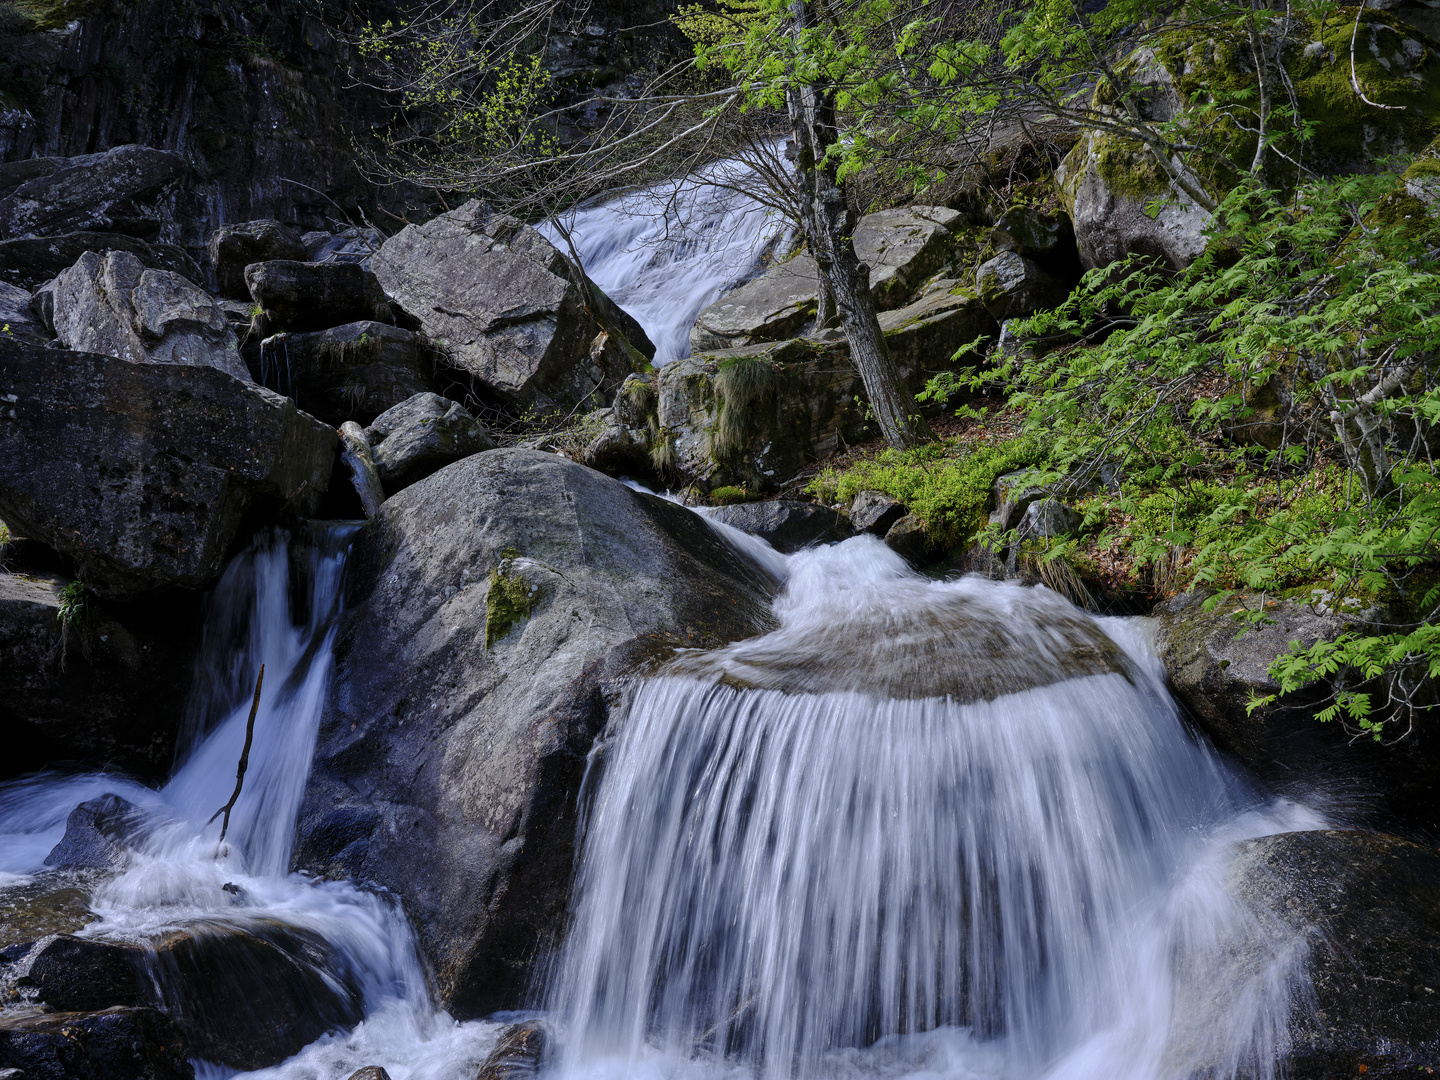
[0,282,46,345]
[0,573,193,778]
[975,251,1070,321]
[592,282,993,494]
[851,491,908,536]
[689,206,964,352]
[0,1006,193,1080]
[0,233,202,291]
[208,220,308,299]
[363,393,494,494]
[706,501,855,553]
[293,449,778,1016]
[372,201,652,413]
[0,146,187,242]
[245,260,390,335]
[1154,592,1440,831]
[254,321,432,425]
[51,250,249,380]
[1230,830,1440,1078]
[0,339,336,599]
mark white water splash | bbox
[546,537,1324,1080]
[542,157,791,366]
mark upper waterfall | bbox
[541,156,791,366]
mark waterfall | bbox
[546,537,1323,1080]
[541,156,791,366]
[0,529,504,1080]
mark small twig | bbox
[208,665,264,854]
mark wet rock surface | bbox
[1154,592,1440,831]
[42,794,151,872]
[372,200,651,412]
[0,573,193,778]
[294,449,778,1016]
[363,392,493,494]
[706,501,855,553]
[254,321,432,425]
[0,339,336,599]
[1230,830,1440,1078]
[0,283,46,346]
[0,1006,193,1080]
[850,491,908,536]
[50,250,248,380]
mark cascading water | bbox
[544,535,1324,1080]
[540,156,791,365]
[0,529,503,1080]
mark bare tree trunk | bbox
[786,1,932,450]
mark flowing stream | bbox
[0,172,1326,1079]
[539,156,791,365]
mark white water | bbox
[0,530,502,1080]
[544,537,1324,1080]
[541,157,791,365]
[0,435,1323,1079]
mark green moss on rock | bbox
[485,564,541,649]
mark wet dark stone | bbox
[43,795,150,871]
[245,260,389,335]
[477,1020,547,1080]
[0,1006,193,1080]
[708,501,854,553]
[849,491,907,536]
[23,936,145,1013]
[208,220,307,300]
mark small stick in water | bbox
[209,664,264,855]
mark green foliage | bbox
[56,580,91,670]
[971,171,1440,739]
[713,354,776,461]
[807,437,1049,546]
[709,485,761,505]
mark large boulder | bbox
[293,449,777,1016]
[302,226,384,268]
[0,1006,193,1080]
[594,283,991,494]
[253,321,432,425]
[0,282,47,346]
[1,922,363,1070]
[363,392,494,494]
[50,250,249,380]
[0,145,188,243]
[975,251,1070,322]
[706,501,854,553]
[689,206,963,352]
[0,339,337,599]
[1230,830,1440,1078]
[245,260,391,334]
[0,573,194,778]
[0,232,202,292]
[1154,592,1440,832]
[371,201,653,413]
[208,220,308,299]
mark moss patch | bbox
[485,565,540,649]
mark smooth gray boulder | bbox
[0,338,336,599]
[989,206,1078,267]
[1016,497,1080,539]
[371,200,652,412]
[0,282,46,345]
[208,219,307,299]
[1230,830,1440,1077]
[293,449,777,1016]
[43,793,151,870]
[883,513,931,563]
[976,251,1070,322]
[245,260,390,334]
[0,145,187,243]
[851,490,907,535]
[690,206,963,351]
[363,392,494,493]
[0,232,202,291]
[254,321,432,425]
[706,500,854,553]
[50,250,249,380]
[1154,592,1440,831]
